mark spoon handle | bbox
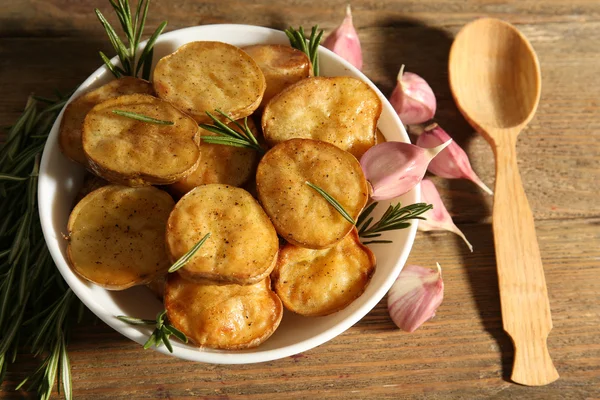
[492,135,559,386]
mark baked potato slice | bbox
[262,76,382,159]
[166,184,279,285]
[168,118,261,196]
[59,77,154,165]
[243,44,312,109]
[165,274,282,349]
[67,185,174,290]
[82,93,201,186]
[272,228,376,316]
[153,41,265,123]
[256,139,369,249]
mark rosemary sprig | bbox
[168,233,211,273]
[357,202,433,242]
[95,0,167,80]
[305,181,356,224]
[199,110,264,154]
[285,25,324,76]
[117,310,188,353]
[112,109,174,125]
[0,95,82,400]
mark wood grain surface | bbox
[1,0,599,398]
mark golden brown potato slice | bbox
[59,77,154,165]
[262,76,382,159]
[153,41,266,123]
[166,184,279,285]
[67,185,174,290]
[165,274,282,349]
[168,118,261,196]
[82,93,201,186]
[243,44,312,109]
[256,139,369,249]
[272,228,376,316]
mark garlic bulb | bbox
[389,65,437,125]
[322,5,363,70]
[360,140,451,200]
[419,179,473,252]
[387,263,444,332]
[415,123,493,195]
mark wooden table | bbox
[1,0,599,398]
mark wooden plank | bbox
[2,218,599,398]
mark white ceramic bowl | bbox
[38,24,419,364]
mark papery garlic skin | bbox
[387,263,444,332]
[322,5,363,70]
[415,123,493,195]
[389,65,437,125]
[419,179,473,252]
[360,140,452,201]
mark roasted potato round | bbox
[243,44,312,109]
[67,185,174,290]
[153,41,266,123]
[168,118,261,196]
[82,93,201,186]
[59,77,154,165]
[256,138,369,249]
[272,228,376,316]
[166,184,279,285]
[262,76,382,159]
[165,274,282,349]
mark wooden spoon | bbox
[448,18,559,386]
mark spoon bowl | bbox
[450,18,541,135]
[449,18,559,386]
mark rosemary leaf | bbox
[99,51,123,78]
[285,25,323,76]
[358,202,433,241]
[305,181,356,225]
[60,337,72,400]
[161,331,174,353]
[116,315,156,325]
[136,21,168,78]
[356,202,377,230]
[200,136,258,148]
[199,111,264,153]
[112,110,174,125]
[168,232,211,273]
[163,324,188,343]
[362,240,393,245]
[143,332,157,350]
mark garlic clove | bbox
[418,179,473,252]
[322,5,363,70]
[389,65,437,125]
[360,139,451,201]
[387,263,444,332]
[415,123,493,195]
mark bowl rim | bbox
[38,23,419,364]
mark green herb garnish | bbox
[117,310,188,353]
[285,25,324,76]
[305,181,356,225]
[357,202,433,244]
[168,233,211,273]
[0,95,83,400]
[112,109,174,125]
[199,110,264,154]
[95,0,167,80]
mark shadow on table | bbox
[359,15,514,382]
